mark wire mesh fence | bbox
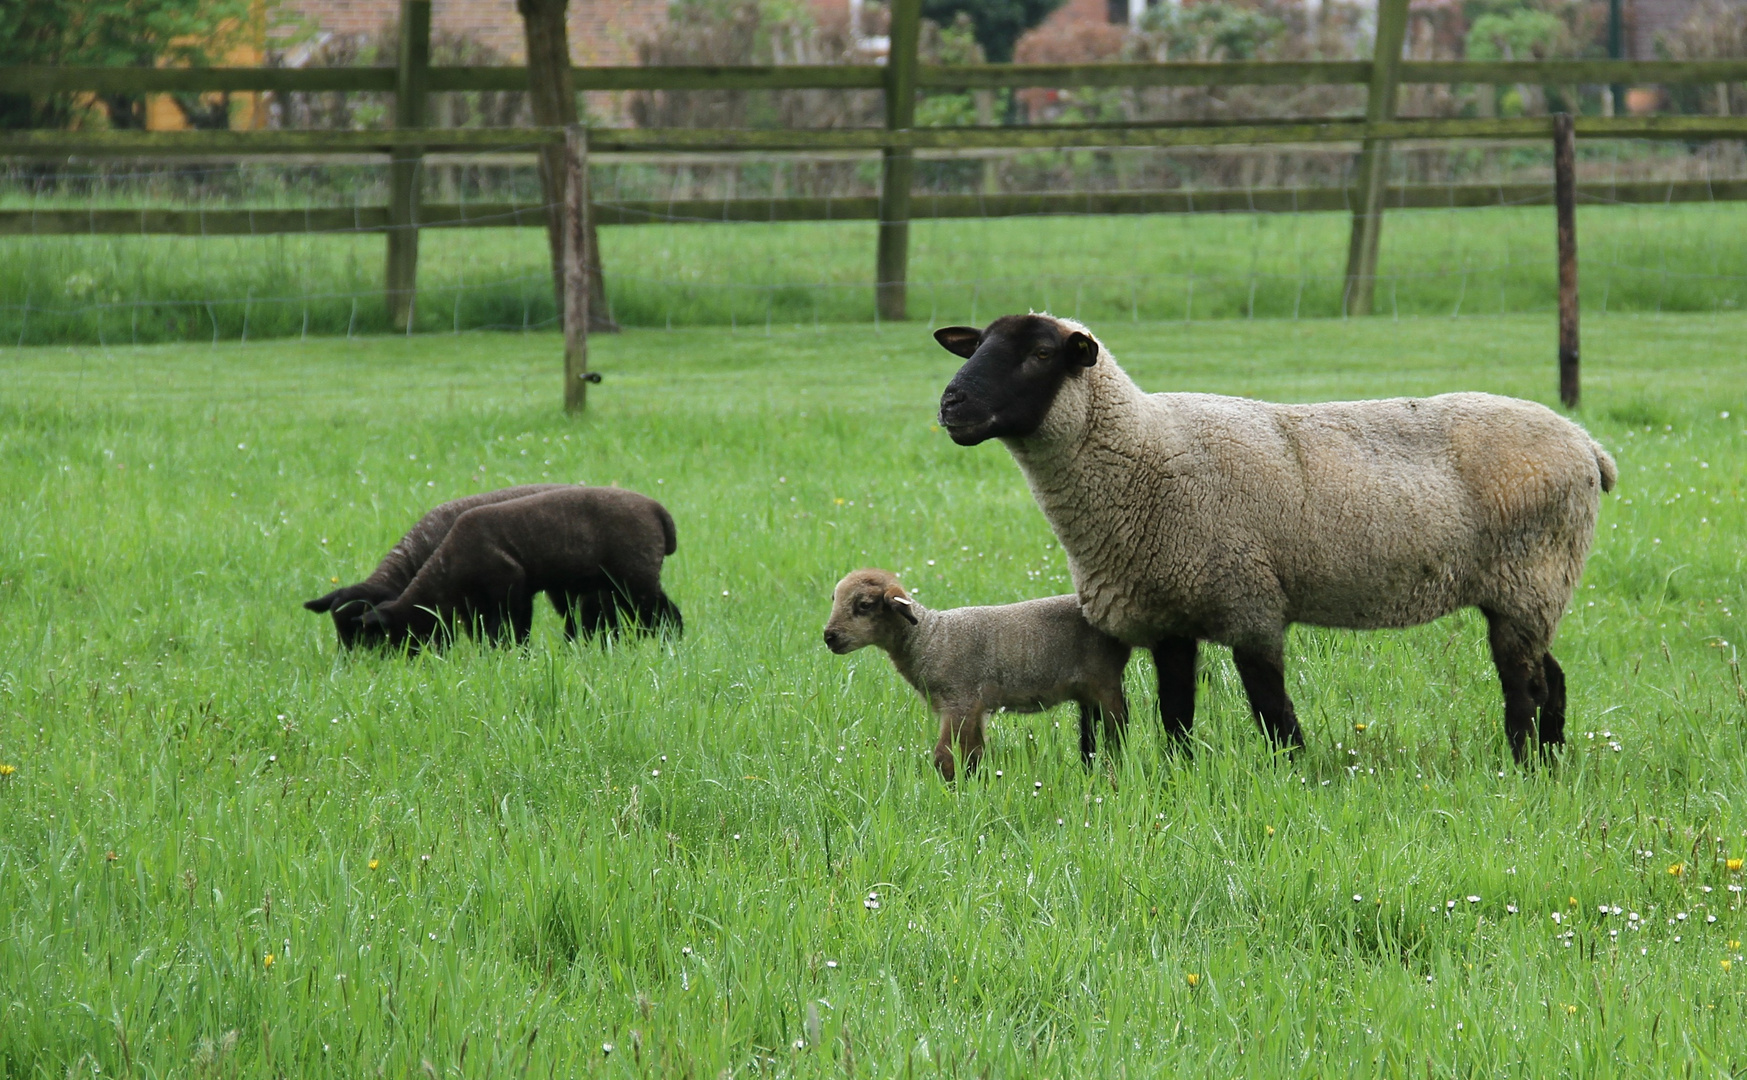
[3,135,1745,346]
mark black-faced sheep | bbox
[824,568,1131,780]
[355,486,682,650]
[935,314,1616,763]
[305,484,570,648]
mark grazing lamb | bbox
[305,484,569,647]
[356,486,682,650]
[823,568,1131,780]
[934,314,1616,763]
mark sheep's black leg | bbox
[1231,647,1305,752]
[1151,636,1198,749]
[1539,653,1567,752]
[1485,610,1547,765]
[1077,701,1098,765]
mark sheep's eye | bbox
[853,599,874,615]
[1034,348,1052,361]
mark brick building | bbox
[277,0,668,65]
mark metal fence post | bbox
[876,0,921,322]
[1342,0,1410,317]
[387,0,430,332]
[1554,112,1579,408]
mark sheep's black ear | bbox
[934,326,982,359]
[1064,331,1099,368]
[304,591,339,613]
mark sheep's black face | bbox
[935,315,1098,445]
[306,585,395,649]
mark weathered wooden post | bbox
[519,0,615,333]
[387,0,430,331]
[1553,112,1579,409]
[1341,0,1410,317]
[875,0,921,322]
[560,124,597,411]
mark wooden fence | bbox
[4,0,1747,405]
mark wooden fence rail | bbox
[5,115,1746,157]
[3,59,1746,94]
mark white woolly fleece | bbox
[1004,316,1617,659]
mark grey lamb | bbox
[304,484,570,648]
[934,313,1617,763]
[824,568,1131,780]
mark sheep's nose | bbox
[823,629,842,651]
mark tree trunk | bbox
[519,0,616,332]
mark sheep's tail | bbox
[655,503,678,555]
[1591,439,1618,493]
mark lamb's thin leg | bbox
[1077,686,1129,766]
[506,592,535,645]
[932,709,985,782]
[551,590,582,641]
[1101,688,1129,755]
[1539,653,1568,752]
[1151,636,1198,748]
[1231,645,1305,752]
[1484,610,1549,765]
[957,712,987,778]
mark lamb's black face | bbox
[935,315,1098,445]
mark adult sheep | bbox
[934,314,1616,763]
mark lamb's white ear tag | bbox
[887,594,920,625]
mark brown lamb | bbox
[353,486,682,649]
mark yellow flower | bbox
[1568,897,1579,908]
[1724,960,1734,973]
[1728,858,1743,872]
[1354,723,1366,733]
[1669,863,1685,877]
[368,859,379,871]
[834,498,845,506]
[1564,1004,1577,1015]
[0,764,15,777]
[1185,973,1201,988]
[1265,826,1275,837]
[263,953,275,969]
[330,576,339,584]
[1731,940,1742,950]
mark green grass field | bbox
[2,313,1745,1076]
[5,202,1747,344]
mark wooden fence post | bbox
[519,0,616,333]
[387,0,430,331]
[1341,0,1410,317]
[876,0,921,322]
[1553,112,1579,409]
[562,123,596,412]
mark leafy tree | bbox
[919,0,1066,63]
[0,0,256,129]
[1465,8,1564,60]
[1138,1,1286,60]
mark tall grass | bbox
[1,314,1745,1076]
[4,202,1745,344]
